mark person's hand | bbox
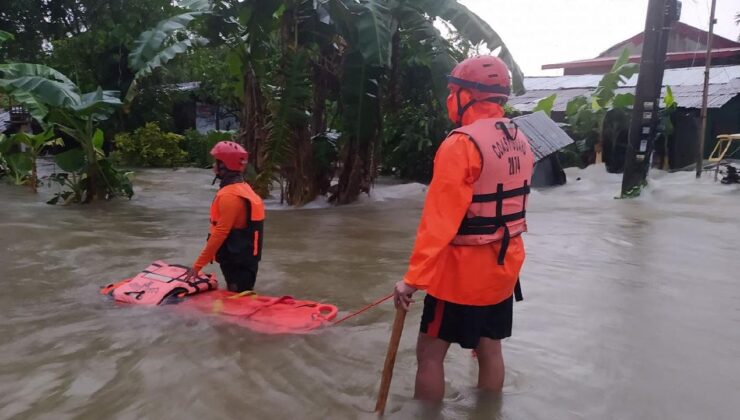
[183,267,199,283]
[393,281,417,311]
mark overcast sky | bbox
[459,0,740,75]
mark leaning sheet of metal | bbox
[512,111,574,162]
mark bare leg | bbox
[414,333,451,401]
[475,337,505,392]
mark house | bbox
[167,82,239,134]
[542,22,740,75]
[510,23,740,171]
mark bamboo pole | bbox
[374,308,407,416]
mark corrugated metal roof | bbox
[0,111,10,133]
[524,65,740,90]
[512,65,740,112]
[512,111,574,161]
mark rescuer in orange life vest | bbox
[392,55,534,401]
[184,141,265,292]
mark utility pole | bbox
[696,0,718,178]
[621,0,682,197]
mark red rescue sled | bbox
[183,291,338,334]
[101,261,338,334]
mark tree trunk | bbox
[280,9,319,206]
[239,62,268,195]
[336,138,372,204]
[286,127,319,206]
[311,55,334,196]
[387,29,401,115]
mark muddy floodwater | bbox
[1,163,739,420]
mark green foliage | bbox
[312,131,339,187]
[0,60,133,203]
[0,134,27,185]
[655,85,679,168]
[591,49,639,110]
[173,46,240,109]
[504,104,523,118]
[411,0,525,94]
[0,31,13,43]
[49,118,134,204]
[380,30,455,182]
[0,130,64,188]
[257,49,313,195]
[122,0,524,205]
[0,63,122,123]
[1,129,64,190]
[562,48,639,170]
[113,122,188,167]
[619,179,647,199]
[46,158,134,205]
[353,0,393,67]
[383,103,450,182]
[532,94,557,117]
[182,129,232,167]
[126,2,214,102]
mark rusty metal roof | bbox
[511,65,740,112]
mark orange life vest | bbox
[102,261,218,305]
[450,117,534,264]
[210,183,265,264]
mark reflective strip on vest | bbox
[450,117,534,265]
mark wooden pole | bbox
[696,0,718,179]
[374,308,407,416]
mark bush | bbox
[182,129,234,168]
[382,103,451,183]
[113,122,188,167]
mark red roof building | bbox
[543,22,740,75]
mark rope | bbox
[333,293,394,326]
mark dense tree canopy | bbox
[1,0,524,206]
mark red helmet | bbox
[447,55,511,102]
[210,141,248,172]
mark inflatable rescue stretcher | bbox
[100,261,338,334]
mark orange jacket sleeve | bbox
[192,194,244,272]
[403,133,482,289]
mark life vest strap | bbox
[186,275,217,291]
[456,181,529,265]
[472,185,530,203]
[459,210,526,228]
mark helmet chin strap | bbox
[455,89,505,127]
[455,89,481,127]
[212,161,228,185]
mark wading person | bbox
[393,55,534,401]
[186,141,264,292]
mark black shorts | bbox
[220,262,258,292]
[420,294,513,349]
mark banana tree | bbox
[0,63,133,203]
[128,0,524,205]
[565,49,638,168]
[327,0,525,203]
[394,0,525,102]
[128,0,332,204]
[0,129,63,191]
